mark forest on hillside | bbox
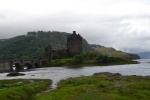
[0,31,92,60]
[0,31,140,60]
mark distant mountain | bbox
[0,31,92,60]
[90,44,140,60]
[136,52,150,59]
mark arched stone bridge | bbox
[0,60,42,72]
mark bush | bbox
[95,55,108,63]
[71,55,83,64]
[82,52,98,60]
[42,59,48,65]
[102,56,109,63]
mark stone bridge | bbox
[0,60,42,72]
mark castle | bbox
[45,31,82,61]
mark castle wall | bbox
[45,31,83,61]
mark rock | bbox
[6,72,25,77]
[93,72,122,77]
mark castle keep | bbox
[45,31,82,61]
[67,31,82,53]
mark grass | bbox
[95,47,139,59]
[0,79,52,100]
[44,57,138,67]
[0,73,149,100]
[37,72,150,100]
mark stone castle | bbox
[45,31,82,61]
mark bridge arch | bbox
[24,63,33,69]
[34,63,40,68]
[14,63,22,71]
[0,60,43,72]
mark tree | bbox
[71,55,83,64]
[95,55,108,63]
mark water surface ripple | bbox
[0,59,150,89]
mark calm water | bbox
[0,59,150,89]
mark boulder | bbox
[6,72,25,77]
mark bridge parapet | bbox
[0,60,42,72]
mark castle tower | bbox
[67,31,82,53]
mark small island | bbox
[43,31,139,67]
[43,53,139,67]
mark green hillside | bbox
[0,31,92,60]
[0,31,139,60]
[91,44,140,60]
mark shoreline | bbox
[43,60,139,67]
[36,72,150,100]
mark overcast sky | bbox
[0,0,150,53]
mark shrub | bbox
[95,55,109,63]
[71,55,83,64]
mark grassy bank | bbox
[0,79,52,100]
[42,51,139,67]
[43,57,139,67]
[37,72,150,100]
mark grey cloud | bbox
[0,11,150,53]
[0,14,5,19]
[0,10,6,19]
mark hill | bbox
[136,51,150,59]
[91,44,140,60]
[0,31,92,60]
[0,31,140,60]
